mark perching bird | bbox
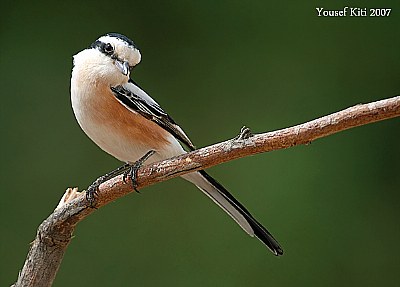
[70,33,283,255]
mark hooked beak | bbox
[115,59,130,76]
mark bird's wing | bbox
[111,79,195,150]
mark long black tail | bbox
[181,170,283,256]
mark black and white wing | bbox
[111,79,195,151]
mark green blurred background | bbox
[1,0,399,286]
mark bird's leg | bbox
[86,163,131,205]
[85,150,155,205]
[123,150,156,193]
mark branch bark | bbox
[12,96,400,287]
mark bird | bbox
[70,33,283,256]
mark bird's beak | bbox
[115,59,130,76]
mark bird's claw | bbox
[123,162,141,193]
[122,150,155,193]
[86,180,101,207]
[84,150,155,204]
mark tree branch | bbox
[13,96,400,287]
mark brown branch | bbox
[12,96,400,287]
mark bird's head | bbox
[73,33,141,86]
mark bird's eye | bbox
[103,43,114,54]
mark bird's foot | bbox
[85,163,133,206]
[123,150,156,193]
[85,176,105,207]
